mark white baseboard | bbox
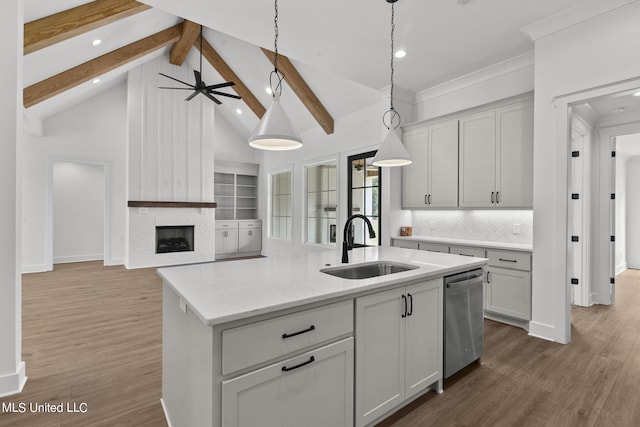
[615,262,628,276]
[160,398,173,427]
[528,321,557,343]
[22,264,52,274]
[0,362,27,398]
[53,254,104,264]
[104,257,124,266]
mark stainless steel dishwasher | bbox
[444,268,484,378]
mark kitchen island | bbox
[158,246,486,427]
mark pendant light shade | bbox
[249,93,302,150]
[374,0,412,167]
[249,0,302,151]
[372,129,412,167]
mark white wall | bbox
[52,162,105,264]
[22,82,127,272]
[529,0,640,343]
[0,0,25,398]
[627,156,640,268]
[213,112,259,165]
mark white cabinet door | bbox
[404,280,442,399]
[355,288,405,427]
[403,129,429,208]
[238,228,261,253]
[215,229,238,255]
[495,101,534,208]
[222,338,354,427]
[428,120,459,208]
[459,111,496,208]
[486,266,531,320]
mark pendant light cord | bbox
[270,0,284,96]
[390,2,395,112]
[383,0,401,130]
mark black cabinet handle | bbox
[407,293,413,316]
[425,195,428,205]
[282,356,315,372]
[498,258,517,263]
[491,192,495,204]
[496,191,500,204]
[428,194,431,204]
[487,271,491,283]
[401,295,407,318]
[282,325,315,339]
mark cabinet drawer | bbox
[222,338,354,427]
[216,220,238,230]
[393,239,419,250]
[450,245,485,258]
[222,300,353,375]
[239,220,262,229]
[487,249,531,271]
[418,242,450,253]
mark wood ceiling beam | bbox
[169,20,201,66]
[24,24,182,108]
[261,48,334,135]
[24,0,151,55]
[196,37,267,119]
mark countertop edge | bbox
[393,235,533,252]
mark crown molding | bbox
[521,0,639,42]
[416,51,534,104]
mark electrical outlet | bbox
[513,223,521,235]
[430,221,436,230]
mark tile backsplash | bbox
[411,210,533,244]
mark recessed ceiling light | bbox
[613,107,626,114]
[236,108,242,115]
[92,39,102,46]
[634,90,640,97]
[92,78,100,84]
[265,87,273,95]
[394,50,407,58]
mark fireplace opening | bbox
[156,226,194,253]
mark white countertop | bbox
[157,246,486,326]
[393,235,532,252]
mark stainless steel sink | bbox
[321,261,418,280]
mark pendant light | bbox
[249,0,302,151]
[372,0,412,167]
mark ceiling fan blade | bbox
[159,73,194,88]
[194,70,203,86]
[208,91,241,100]
[205,81,236,90]
[185,91,200,101]
[159,87,196,90]
[203,91,222,105]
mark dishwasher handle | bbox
[445,274,484,290]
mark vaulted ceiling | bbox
[23,0,590,136]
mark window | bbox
[305,161,337,245]
[347,151,381,246]
[270,170,292,240]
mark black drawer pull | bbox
[282,325,315,339]
[459,253,474,257]
[401,294,407,318]
[498,258,517,263]
[282,356,315,372]
[407,293,413,316]
[487,271,491,283]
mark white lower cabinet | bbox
[486,266,531,320]
[215,229,238,254]
[216,220,261,258]
[222,338,354,427]
[355,279,443,427]
[238,228,261,253]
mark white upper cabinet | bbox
[459,100,533,208]
[403,119,459,209]
[459,111,496,208]
[495,101,534,207]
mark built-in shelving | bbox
[214,169,258,220]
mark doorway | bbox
[48,161,110,268]
[567,88,640,310]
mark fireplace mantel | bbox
[128,201,217,209]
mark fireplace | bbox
[156,226,194,254]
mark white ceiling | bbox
[586,89,640,118]
[24,0,592,134]
[617,133,640,157]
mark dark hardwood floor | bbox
[1,263,639,426]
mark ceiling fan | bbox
[158,27,241,105]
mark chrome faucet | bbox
[342,214,376,263]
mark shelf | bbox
[128,201,217,208]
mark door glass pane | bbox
[270,170,292,239]
[347,152,381,247]
[305,162,337,245]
